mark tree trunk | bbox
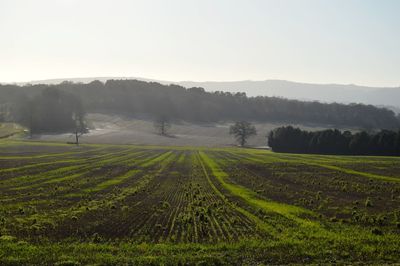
[75,131,79,146]
[240,135,245,146]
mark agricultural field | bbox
[0,140,400,265]
[34,113,331,147]
[0,123,25,139]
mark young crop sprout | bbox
[229,121,257,146]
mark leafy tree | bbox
[229,121,257,146]
[16,88,86,136]
[349,131,370,155]
[0,104,7,122]
[17,97,35,137]
[395,130,400,155]
[268,126,400,156]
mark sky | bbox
[1,0,400,86]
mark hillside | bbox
[179,80,400,110]
[1,79,399,131]
[9,77,400,109]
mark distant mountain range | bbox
[179,80,400,112]
[7,77,400,111]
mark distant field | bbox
[33,113,332,147]
[0,140,399,265]
[0,123,24,139]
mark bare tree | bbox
[154,116,171,136]
[72,99,87,146]
[73,119,86,146]
[229,121,257,146]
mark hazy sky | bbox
[1,0,400,86]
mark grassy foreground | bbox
[0,140,399,265]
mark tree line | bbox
[1,79,399,130]
[268,126,400,156]
[11,88,87,143]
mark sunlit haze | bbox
[1,0,400,86]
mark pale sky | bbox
[1,0,400,86]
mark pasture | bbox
[0,140,399,265]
